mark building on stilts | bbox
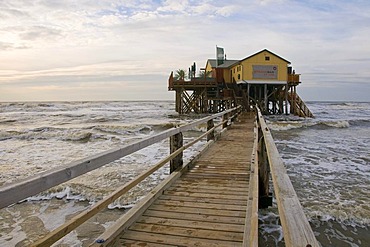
[168,48,313,117]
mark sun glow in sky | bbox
[0,0,369,102]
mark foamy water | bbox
[0,101,369,246]
[0,101,211,246]
[264,102,370,246]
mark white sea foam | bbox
[322,120,350,128]
[268,119,351,131]
[1,101,369,246]
[22,186,86,202]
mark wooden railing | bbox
[168,72,218,90]
[256,107,319,247]
[242,119,259,247]
[288,74,300,84]
[0,106,241,246]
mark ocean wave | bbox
[0,128,95,142]
[307,210,370,227]
[0,119,17,124]
[268,120,351,131]
[152,122,179,131]
[0,130,22,141]
[93,125,153,136]
[349,119,370,127]
[322,120,350,128]
[61,131,93,142]
[21,186,86,202]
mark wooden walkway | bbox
[1,107,319,247]
[117,114,254,246]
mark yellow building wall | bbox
[234,51,288,82]
[205,61,213,74]
[204,61,217,78]
[229,65,242,83]
[223,69,231,83]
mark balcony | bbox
[168,72,218,90]
[287,74,301,85]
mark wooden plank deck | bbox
[116,114,254,246]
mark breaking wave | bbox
[21,186,86,202]
[0,128,95,142]
[268,120,352,131]
[0,123,180,142]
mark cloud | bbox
[18,26,63,41]
[0,0,369,101]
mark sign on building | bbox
[253,65,278,79]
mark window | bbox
[265,56,270,61]
[238,74,241,80]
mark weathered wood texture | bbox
[257,109,319,247]
[170,132,183,173]
[243,122,259,247]
[96,113,255,246]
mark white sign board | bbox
[253,65,278,79]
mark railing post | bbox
[222,112,229,128]
[207,119,215,141]
[170,132,183,173]
[257,121,272,209]
[230,108,238,123]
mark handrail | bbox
[0,106,240,246]
[256,107,319,247]
[0,106,240,210]
[31,112,236,247]
[242,117,259,247]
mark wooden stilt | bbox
[264,84,268,114]
[247,83,250,111]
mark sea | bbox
[0,101,369,247]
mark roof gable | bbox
[240,49,291,64]
[206,49,291,69]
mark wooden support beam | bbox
[285,85,289,115]
[207,119,215,141]
[170,132,183,173]
[222,112,229,129]
[175,89,182,113]
[247,83,250,111]
[264,84,268,113]
[257,133,271,209]
[294,86,297,115]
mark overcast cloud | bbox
[0,0,369,101]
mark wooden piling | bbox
[207,119,215,141]
[170,132,183,173]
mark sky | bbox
[0,0,369,102]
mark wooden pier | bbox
[96,113,255,246]
[0,107,318,247]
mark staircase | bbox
[288,93,314,118]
